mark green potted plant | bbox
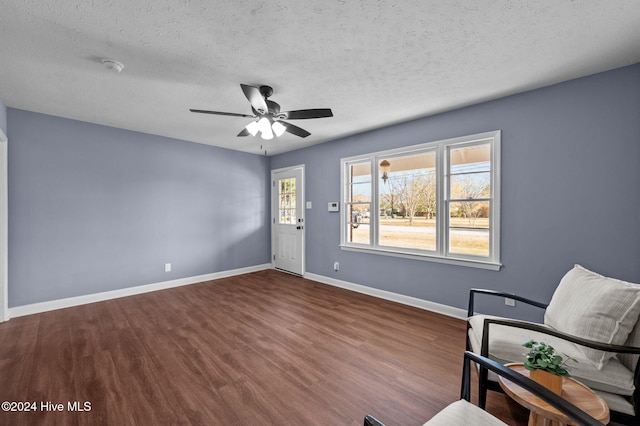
[522,339,577,394]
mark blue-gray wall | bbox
[8,109,271,307]
[271,64,640,320]
[6,64,640,317]
[0,98,6,135]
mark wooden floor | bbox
[0,270,528,425]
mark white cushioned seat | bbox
[468,314,635,396]
[593,390,636,416]
[422,400,507,426]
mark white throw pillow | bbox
[544,264,640,370]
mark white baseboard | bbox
[7,265,466,321]
[304,272,467,320]
[8,263,272,319]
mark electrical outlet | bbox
[165,263,171,272]
[334,262,339,271]
[505,297,515,307]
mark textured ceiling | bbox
[1,1,640,155]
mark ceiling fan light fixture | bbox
[272,121,286,137]
[245,120,260,136]
[258,117,273,140]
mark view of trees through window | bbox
[379,151,437,250]
[344,141,494,258]
[448,143,491,256]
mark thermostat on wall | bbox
[328,202,340,212]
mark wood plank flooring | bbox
[0,270,528,425]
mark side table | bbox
[498,363,609,426]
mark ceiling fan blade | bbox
[278,108,333,120]
[240,84,268,115]
[190,109,255,118]
[281,121,311,138]
[237,128,251,137]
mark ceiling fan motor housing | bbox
[259,85,273,99]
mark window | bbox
[341,131,501,270]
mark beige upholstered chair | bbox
[466,264,640,425]
[364,351,602,426]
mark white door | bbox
[272,166,304,275]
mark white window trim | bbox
[340,130,501,271]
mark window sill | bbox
[339,245,502,271]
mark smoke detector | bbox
[101,59,125,73]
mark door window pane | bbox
[279,177,296,224]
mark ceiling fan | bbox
[190,84,333,140]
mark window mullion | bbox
[437,144,447,257]
[371,158,378,248]
[449,197,492,202]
